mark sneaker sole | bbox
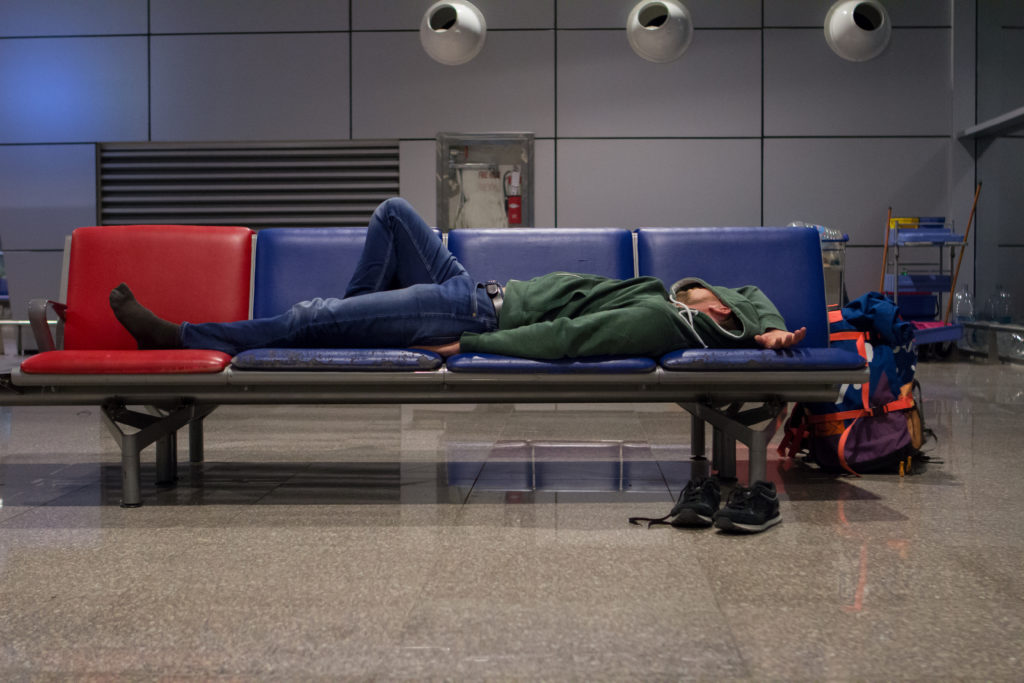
[713,513,782,534]
[670,509,714,528]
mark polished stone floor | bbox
[0,359,1022,680]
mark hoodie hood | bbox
[669,277,787,346]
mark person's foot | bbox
[667,476,721,528]
[713,481,781,533]
[109,283,182,350]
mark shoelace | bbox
[628,479,705,528]
[724,484,777,510]
[723,485,755,509]
[674,479,706,509]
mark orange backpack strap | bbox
[830,329,871,411]
[835,420,860,476]
[806,394,916,425]
[809,394,917,477]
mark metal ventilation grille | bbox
[96,140,400,228]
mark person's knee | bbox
[377,197,413,221]
[288,297,328,326]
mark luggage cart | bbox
[883,216,965,348]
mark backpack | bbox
[778,292,929,475]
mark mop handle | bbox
[879,206,893,292]
[943,181,982,323]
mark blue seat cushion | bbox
[659,347,865,371]
[447,228,635,282]
[252,228,369,318]
[231,348,443,371]
[636,227,829,348]
[446,353,656,374]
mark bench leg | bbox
[101,401,203,508]
[713,427,737,480]
[189,420,204,463]
[119,432,143,508]
[188,407,220,463]
[690,412,706,459]
[678,400,787,486]
[155,433,178,485]
[188,405,218,463]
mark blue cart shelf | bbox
[883,217,965,347]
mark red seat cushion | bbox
[21,349,233,374]
[62,225,253,351]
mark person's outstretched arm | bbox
[754,327,806,349]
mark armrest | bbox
[28,298,66,352]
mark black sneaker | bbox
[713,481,781,533]
[629,476,721,528]
[668,476,721,528]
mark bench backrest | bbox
[447,228,635,282]
[636,227,828,347]
[250,226,827,347]
[63,225,253,350]
[252,227,368,318]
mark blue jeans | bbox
[180,198,498,355]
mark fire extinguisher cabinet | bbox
[436,132,535,232]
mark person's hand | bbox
[412,341,461,357]
[754,327,806,349]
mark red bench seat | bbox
[22,224,253,375]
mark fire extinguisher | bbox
[503,169,522,226]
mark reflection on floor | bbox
[0,360,1022,679]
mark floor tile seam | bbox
[688,558,756,680]
[0,479,107,527]
[0,506,38,528]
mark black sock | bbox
[109,283,183,350]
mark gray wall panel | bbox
[558,0,760,28]
[976,137,1024,307]
[352,31,554,139]
[557,139,761,228]
[399,140,437,225]
[0,37,148,144]
[763,138,950,246]
[0,1,1000,312]
[766,0,950,27]
[353,0,553,29]
[844,246,885,302]
[0,0,147,36]
[151,0,349,33]
[990,248,1024,321]
[3,250,64,320]
[764,28,951,136]
[0,145,96,250]
[981,137,1024,246]
[558,29,760,138]
[150,34,350,142]
[977,21,1024,121]
[533,138,556,228]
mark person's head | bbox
[674,286,739,329]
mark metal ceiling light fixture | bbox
[824,0,891,62]
[420,1,487,66]
[626,0,694,63]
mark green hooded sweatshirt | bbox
[459,273,788,360]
